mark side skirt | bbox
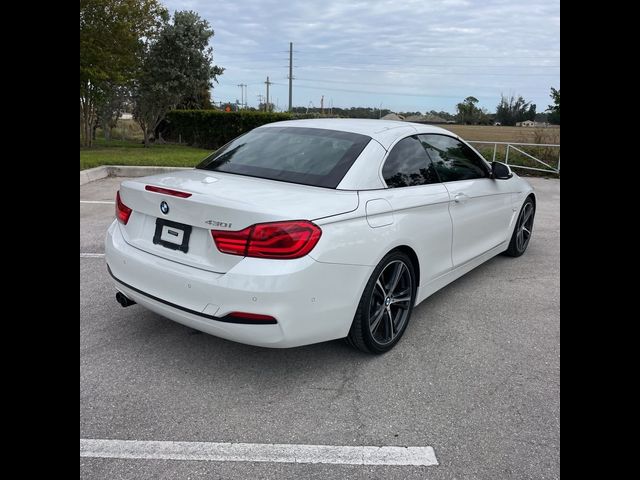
[415,242,508,305]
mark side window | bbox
[419,134,489,182]
[382,136,440,188]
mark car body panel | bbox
[444,178,516,266]
[310,183,452,287]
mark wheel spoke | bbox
[523,226,531,235]
[390,287,412,309]
[370,305,385,334]
[385,307,395,339]
[375,278,387,299]
[393,301,411,310]
[393,287,410,297]
[387,262,404,295]
[523,206,533,224]
[391,295,411,303]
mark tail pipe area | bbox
[116,292,136,308]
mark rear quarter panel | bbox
[310,185,453,289]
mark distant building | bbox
[120,113,133,120]
[516,120,550,127]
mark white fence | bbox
[468,141,560,175]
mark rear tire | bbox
[505,197,535,257]
[347,251,417,354]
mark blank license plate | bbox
[153,218,192,253]
[161,225,184,245]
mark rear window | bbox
[196,126,371,188]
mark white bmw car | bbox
[105,119,535,353]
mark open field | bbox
[80,139,211,171]
[442,125,560,144]
[439,125,560,175]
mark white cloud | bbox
[162,0,560,112]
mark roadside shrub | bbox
[164,110,293,149]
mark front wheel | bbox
[505,197,535,257]
[347,251,417,354]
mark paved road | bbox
[80,176,560,479]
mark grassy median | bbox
[80,138,212,171]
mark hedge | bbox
[163,110,293,149]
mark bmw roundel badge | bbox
[160,201,169,215]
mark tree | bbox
[524,104,537,122]
[495,94,533,126]
[134,10,224,147]
[477,108,492,125]
[80,0,167,146]
[547,87,560,125]
[96,84,128,141]
[176,87,214,110]
[456,96,480,124]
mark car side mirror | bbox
[491,161,513,180]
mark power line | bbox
[304,62,560,68]
[296,51,560,59]
[283,83,551,99]
[217,49,559,60]
[217,57,558,68]
[301,66,559,76]
[273,82,459,97]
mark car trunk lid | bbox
[116,169,359,273]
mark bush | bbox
[164,110,293,149]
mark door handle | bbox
[453,193,468,203]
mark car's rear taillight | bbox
[210,220,322,259]
[115,191,132,225]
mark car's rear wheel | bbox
[505,197,535,257]
[347,251,416,353]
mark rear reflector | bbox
[145,185,192,198]
[227,311,277,323]
[115,191,132,224]
[211,220,322,259]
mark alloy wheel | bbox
[516,202,535,252]
[368,260,413,345]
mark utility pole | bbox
[265,76,272,112]
[237,84,247,109]
[257,94,264,110]
[321,95,324,115]
[288,42,293,112]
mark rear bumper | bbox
[105,221,373,348]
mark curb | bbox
[80,166,190,186]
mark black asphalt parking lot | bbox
[80,175,559,479]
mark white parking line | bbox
[81,200,114,204]
[80,253,105,258]
[80,439,438,466]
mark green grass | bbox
[80,138,212,170]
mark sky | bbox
[162,0,560,114]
